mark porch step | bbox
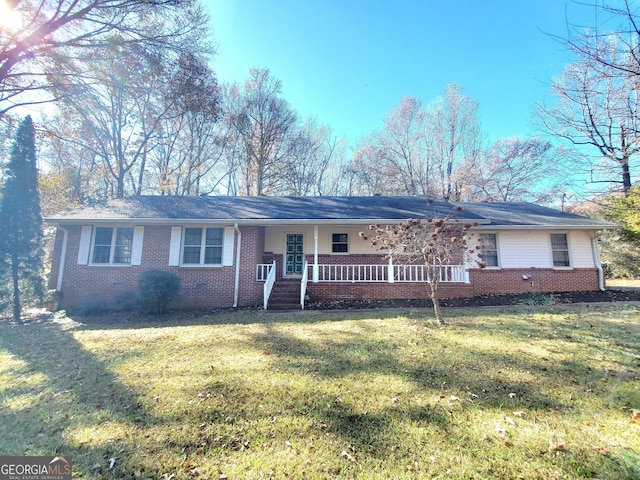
[268,279,302,310]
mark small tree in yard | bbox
[361,209,483,325]
[0,115,44,321]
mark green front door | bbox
[286,234,304,276]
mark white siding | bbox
[472,230,597,269]
[264,225,379,255]
[264,226,598,268]
[498,231,550,268]
[569,231,596,268]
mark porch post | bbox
[313,225,319,283]
[463,249,470,283]
[388,250,394,283]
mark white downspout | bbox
[55,224,69,292]
[233,224,242,308]
[591,235,605,291]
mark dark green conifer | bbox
[0,115,44,320]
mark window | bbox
[479,233,499,267]
[182,227,223,265]
[550,233,570,267]
[92,227,134,264]
[332,233,349,253]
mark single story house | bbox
[46,195,614,310]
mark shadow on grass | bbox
[0,321,150,478]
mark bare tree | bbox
[0,0,209,115]
[282,120,346,196]
[361,204,482,324]
[563,0,640,80]
[426,83,483,201]
[376,97,432,195]
[348,142,395,195]
[45,47,219,198]
[350,85,483,199]
[537,34,639,195]
[463,137,557,202]
[224,69,297,196]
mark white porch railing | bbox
[256,263,273,282]
[263,261,276,310]
[300,260,309,309]
[394,264,467,283]
[315,264,390,282]
[311,264,467,283]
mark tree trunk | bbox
[11,252,21,321]
[429,280,444,325]
[621,160,632,196]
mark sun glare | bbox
[0,0,22,30]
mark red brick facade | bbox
[49,225,265,310]
[49,225,601,311]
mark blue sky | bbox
[206,1,604,146]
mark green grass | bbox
[1,306,639,479]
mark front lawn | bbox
[1,306,638,479]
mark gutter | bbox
[45,217,494,227]
[233,223,242,308]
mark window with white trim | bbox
[91,227,134,264]
[479,233,499,267]
[550,233,570,267]
[182,227,224,265]
[332,233,349,253]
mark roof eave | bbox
[471,224,618,231]
[46,217,492,226]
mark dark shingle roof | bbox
[456,201,614,228]
[46,195,615,229]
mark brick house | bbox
[46,195,614,310]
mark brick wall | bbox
[51,225,265,310]
[469,268,599,295]
[49,226,601,310]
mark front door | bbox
[286,234,304,276]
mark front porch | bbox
[257,260,470,309]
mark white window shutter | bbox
[169,226,182,266]
[222,226,235,266]
[131,226,144,265]
[77,226,92,265]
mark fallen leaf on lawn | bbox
[549,443,567,452]
[219,474,228,480]
[341,450,361,468]
[505,416,516,426]
[591,446,610,456]
[513,411,526,418]
[450,395,460,402]
[503,440,513,447]
[549,407,563,414]
[631,411,640,425]
[108,458,116,470]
